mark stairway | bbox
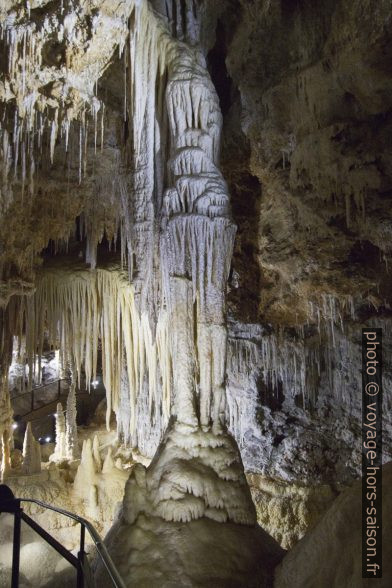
[0,484,125,588]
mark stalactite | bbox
[0,2,137,295]
[10,264,171,453]
[104,0,257,533]
[159,32,236,432]
[224,303,364,453]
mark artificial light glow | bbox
[12,423,18,430]
[45,436,51,443]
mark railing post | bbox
[30,388,34,412]
[58,379,61,400]
[77,523,85,588]
[11,503,22,588]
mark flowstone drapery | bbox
[12,263,171,455]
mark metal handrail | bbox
[12,380,103,419]
[0,485,125,588]
[19,498,125,588]
[11,378,69,400]
[10,378,69,400]
[11,378,68,414]
[11,380,71,419]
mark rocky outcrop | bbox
[274,462,392,587]
[224,0,392,324]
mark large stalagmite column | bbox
[96,9,285,585]
[99,4,257,567]
[162,47,236,434]
[22,422,41,475]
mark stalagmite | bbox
[65,384,79,460]
[102,447,115,474]
[92,435,102,471]
[0,374,13,479]
[0,2,390,586]
[22,422,41,475]
[51,403,67,462]
[74,439,97,495]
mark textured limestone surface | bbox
[1,418,133,587]
[96,422,285,586]
[247,473,341,550]
[99,511,284,588]
[224,0,392,323]
[274,461,392,588]
[213,0,392,489]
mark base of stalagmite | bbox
[97,423,284,586]
[99,513,284,587]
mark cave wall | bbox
[202,0,392,490]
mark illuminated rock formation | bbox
[22,422,41,475]
[95,3,280,585]
[65,384,79,460]
[50,402,67,462]
[0,374,12,479]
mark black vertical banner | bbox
[362,328,382,578]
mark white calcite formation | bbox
[0,373,12,479]
[225,319,392,486]
[125,9,255,531]
[1,3,259,567]
[65,384,79,460]
[15,262,171,452]
[50,402,67,462]
[0,1,391,585]
[94,3,271,585]
[161,44,236,435]
[73,437,128,525]
[123,426,255,526]
[22,422,41,475]
[0,0,133,207]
